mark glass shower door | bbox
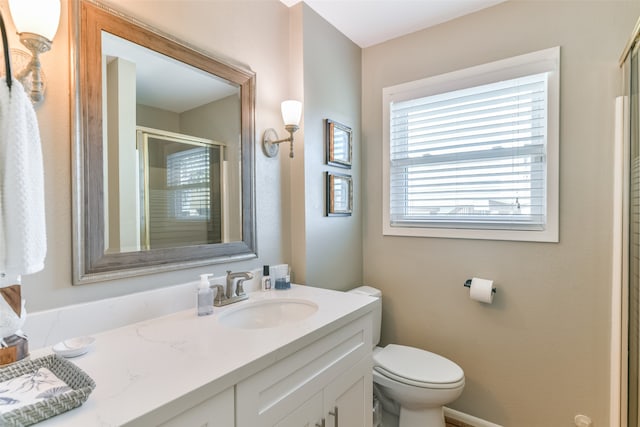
[629,43,640,427]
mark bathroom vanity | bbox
[29,285,375,426]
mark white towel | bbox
[0,78,46,276]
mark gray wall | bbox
[289,4,363,289]
[137,104,180,132]
[6,0,293,310]
[5,0,363,311]
[361,1,639,425]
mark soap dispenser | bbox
[197,274,214,316]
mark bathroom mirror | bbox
[71,0,256,284]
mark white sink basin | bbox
[218,298,319,329]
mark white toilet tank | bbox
[348,286,382,347]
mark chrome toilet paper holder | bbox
[464,279,497,294]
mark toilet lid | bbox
[373,344,464,387]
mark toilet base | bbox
[399,406,445,427]
[379,405,446,427]
[381,407,399,427]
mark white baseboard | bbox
[444,407,503,427]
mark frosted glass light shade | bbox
[8,0,61,41]
[281,100,302,127]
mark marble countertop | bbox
[30,285,376,426]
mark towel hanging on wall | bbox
[0,10,12,92]
[0,35,46,277]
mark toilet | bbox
[349,286,465,427]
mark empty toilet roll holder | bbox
[464,279,497,294]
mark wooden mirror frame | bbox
[71,0,257,284]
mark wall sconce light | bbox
[263,100,302,158]
[7,0,61,104]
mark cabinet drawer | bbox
[237,313,372,426]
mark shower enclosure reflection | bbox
[102,31,243,254]
[106,127,241,254]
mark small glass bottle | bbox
[261,265,272,291]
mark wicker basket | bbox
[0,354,96,426]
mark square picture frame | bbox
[325,119,352,169]
[325,172,353,216]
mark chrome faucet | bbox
[211,284,226,306]
[226,270,253,297]
[214,270,253,306]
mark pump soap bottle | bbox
[197,274,214,316]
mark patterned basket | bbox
[0,354,96,426]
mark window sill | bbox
[382,223,558,243]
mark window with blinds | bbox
[166,146,212,220]
[382,47,559,242]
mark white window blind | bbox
[382,47,559,242]
[166,147,211,220]
[390,73,547,228]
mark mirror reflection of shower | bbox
[105,127,240,253]
[139,128,227,250]
[101,30,243,255]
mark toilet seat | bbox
[373,344,464,389]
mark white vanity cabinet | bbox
[236,313,373,427]
[322,356,372,427]
[30,286,377,427]
[275,390,323,427]
[157,387,234,427]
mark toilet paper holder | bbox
[464,279,497,294]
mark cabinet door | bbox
[324,355,373,427]
[236,314,370,427]
[158,387,234,427]
[275,390,324,427]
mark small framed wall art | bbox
[325,172,353,216]
[325,119,352,168]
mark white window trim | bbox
[382,46,560,242]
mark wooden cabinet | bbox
[158,387,234,427]
[236,313,373,427]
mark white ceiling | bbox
[101,0,506,113]
[282,0,507,48]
